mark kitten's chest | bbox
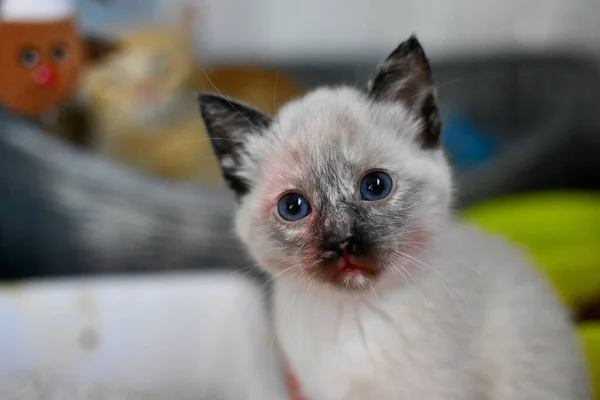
[281,323,423,399]
[275,289,476,400]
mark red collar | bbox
[276,335,306,399]
[285,361,306,400]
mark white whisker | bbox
[273,70,280,111]
[199,67,261,131]
[393,250,468,315]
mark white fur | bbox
[274,222,590,399]
[231,87,590,399]
[236,87,452,269]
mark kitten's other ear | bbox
[368,35,442,149]
[198,93,272,198]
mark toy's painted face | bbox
[0,19,84,116]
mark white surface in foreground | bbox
[0,273,285,399]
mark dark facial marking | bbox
[368,35,442,149]
[197,93,272,198]
[322,228,371,258]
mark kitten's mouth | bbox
[337,258,374,277]
[325,255,380,290]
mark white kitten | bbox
[198,36,591,399]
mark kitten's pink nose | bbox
[33,66,57,88]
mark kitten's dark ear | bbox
[368,35,441,149]
[198,93,272,198]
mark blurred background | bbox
[0,0,599,397]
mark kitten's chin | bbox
[332,268,377,291]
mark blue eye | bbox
[277,193,312,221]
[360,171,393,201]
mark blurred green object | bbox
[462,191,600,309]
[579,323,600,400]
[463,191,600,399]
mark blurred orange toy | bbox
[0,0,86,117]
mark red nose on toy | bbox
[33,66,57,88]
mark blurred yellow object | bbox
[578,323,600,400]
[462,192,600,309]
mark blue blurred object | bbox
[443,113,496,171]
[76,0,157,32]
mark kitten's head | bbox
[82,12,196,130]
[199,36,452,292]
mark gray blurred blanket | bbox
[0,110,249,278]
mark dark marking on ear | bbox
[420,93,442,149]
[197,93,272,198]
[368,35,442,149]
